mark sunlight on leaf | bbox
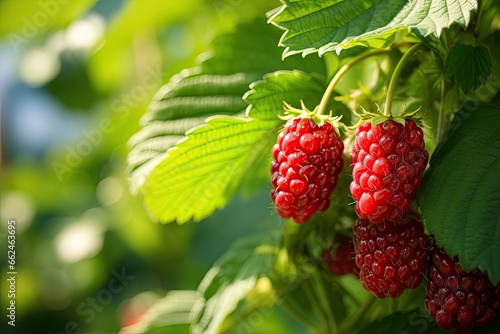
[269,0,478,57]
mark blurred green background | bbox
[0,1,293,333]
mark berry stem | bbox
[317,48,392,116]
[310,270,338,334]
[383,43,424,117]
[436,78,446,143]
[319,270,361,307]
[324,52,340,83]
[339,295,376,333]
[302,277,330,331]
[390,297,399,314]
[282,299,322,332]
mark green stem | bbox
[302,278,329,333]
[319,271,361,307]
[383,43,424,116]
[324,52,340,83]
[339,295,377,333]
[474,0,484,37]
[390,297,399,314]
[282,298,322,333]
[311,271,338,334]
[436,79,446,143]
[317,48,392,116]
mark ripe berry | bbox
[321,234,357,276]
[271,117,344,223]
[425,247,500,333]
[353,212,431,298]
[350,119,428,223]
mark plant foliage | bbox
[127,0,500,332]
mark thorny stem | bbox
[436,79,446,143]
[317,49,392,116]
[384,43,424,116]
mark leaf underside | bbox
[144,117,280,223]
[446,44,493,94]
[119,290,199,334]
[128,18,328,223]
[269,0,478,57]
[191,231,281,334]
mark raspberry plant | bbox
[126,1,500,333]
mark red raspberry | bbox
[353,212,431,298]
[350,119,428,223]
[425,247,500,333]
[321,234,357,276]
[271,118,344,223]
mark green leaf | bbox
[352,308,448,334]
[446,44,493,93]
[245,70,326,121]
[144,116,279,223]
[127,72,258,193]
[128,18,324,194]
[240,70,325,195]
[119,290,199,334]
[128,19,329,222]
[269,0,478,57]
[418,104,500,284]
[191,231,281,334]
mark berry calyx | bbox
[321,234,357,276]
[353,211,431,298]
[425,247,500,333]
[350,118,428,223]
[270,102,344,223]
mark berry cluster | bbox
[321,234,357,276]
[347,118,432,298]
[425,247,500,333]
[353,212,431,298]
[269,112,499,333]
[271,117,344,223]
[350,119,428,223]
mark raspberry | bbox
[353,212,431,298]
[271,117,344,223]
[321,234,357,276]
[350,119,428,223]
[425,247,500,333]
